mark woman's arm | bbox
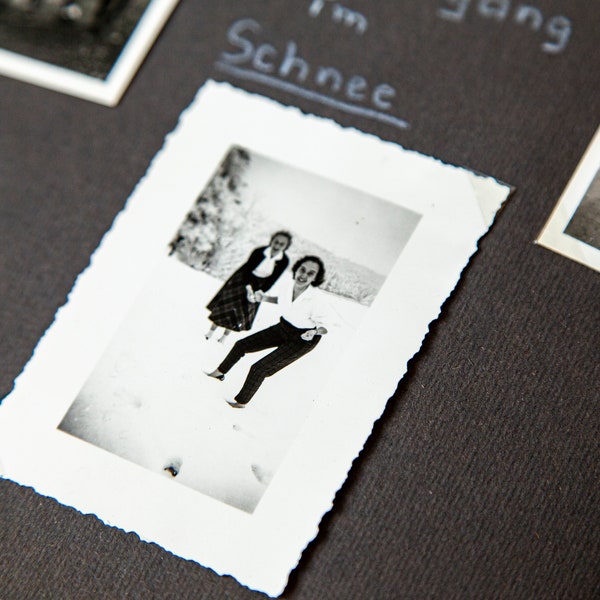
[253,290,278,304]
[300,290,334,339]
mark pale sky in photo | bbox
[241,151,421,276]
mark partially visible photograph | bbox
[0,0,178,104]
[538,125,600,273]
[58,146,421,513]
[564,171,600,251]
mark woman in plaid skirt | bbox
[205,231,292,343]
[207,255,330,408]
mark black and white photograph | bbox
[538,125,600,273]
[0,0,178,104]
[0,81,511,596]
[564,171,600,251]
[57,145,422,512]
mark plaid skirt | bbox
[206,269,260,331]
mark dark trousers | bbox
[218,318,320,404]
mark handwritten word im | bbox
[438,0,572,54]
[216,18,408,129]
[308,0,368,35]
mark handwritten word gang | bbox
[220,18,396,111]
[438,0,572,54]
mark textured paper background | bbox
[1,1,599,598]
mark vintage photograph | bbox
[0,82,511,596]
[538,125,600,273]
[564,171,600,251]
[57,146,421,512]
[0,0,178,104]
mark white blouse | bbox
[277,277,331,330]
[252,248,284,278]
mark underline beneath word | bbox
[214,61,410,131]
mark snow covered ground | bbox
[59,257,366,512]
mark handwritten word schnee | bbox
[215,18,408,130]
[438,0,572,54]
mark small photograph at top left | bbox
[0,0,179,105]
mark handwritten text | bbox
[216,18,409,130]
[438,0,572,54]
[308,0,368,35]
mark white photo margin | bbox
[0,81,511,596]
[537,125,600,273]
[0,0,179,106]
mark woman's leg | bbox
[233,339,317,405]
[217,329,231,343]
[205,323,218,340]
[217,323,285,375]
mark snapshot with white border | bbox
[0,81,512,596]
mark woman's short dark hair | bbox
[292,255,326,287]
[270,230,292,249]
